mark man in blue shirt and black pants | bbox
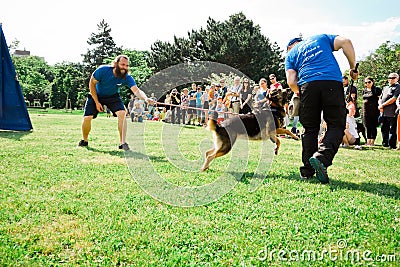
[285,34,358,184]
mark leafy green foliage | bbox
[12,56,53,103]
[357,41,400,89]
[81,19,122,85]
[148,12,285,83]
[50,62,86,109]
[7,38,20,50]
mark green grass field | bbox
[0,109,399,266]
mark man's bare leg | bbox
[81,116,93,141]
[116,110,127,145]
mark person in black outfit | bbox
[170,88,181,124]
[362,77,381,146]
[379,73,400,149]
[343,76,357,98]
[239,78,252,114]
[218,79,228,100]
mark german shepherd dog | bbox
[201,88,300,171]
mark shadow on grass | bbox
[228,171,279,184]
[0,130,32,140]
[230,171,400,200]
[86,146,125,157]
[123,150,168,163]
[148,155,169,163]
[330,180,400,200]
[284,171,400,200]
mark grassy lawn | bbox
[0,110,399,266]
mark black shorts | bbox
[188,104,196,115]
[83,94,125,119]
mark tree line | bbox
[10,13,400,109]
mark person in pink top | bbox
[269,74,283,90]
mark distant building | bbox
[13,49,30,57]
[12,49,45,62]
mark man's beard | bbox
[115,65,127,79]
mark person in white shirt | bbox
[342,95,361,149]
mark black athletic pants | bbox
[381,115,398,149]
[299,80,346,177]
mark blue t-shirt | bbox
[195,91,203,106]
[285,34,342,85]
[93,65,136,97]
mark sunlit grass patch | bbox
[0,111,399,266]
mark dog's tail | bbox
[207,119,219,131]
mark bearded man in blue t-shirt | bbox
[285,34,358,184]
[79,55,153,150]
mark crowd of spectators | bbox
[122,72,400,150]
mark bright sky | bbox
[1,0,399,73]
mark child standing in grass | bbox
[215,98,226,125]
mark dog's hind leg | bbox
[201,148,216,171]
[269,134,281,155]
[201,152,218,171]
[202,146,230,171]
[205,148,215,158]
[201,134,235,171]
[201,143,234,171]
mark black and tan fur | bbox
[201,89,299,171]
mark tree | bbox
[148,12,285,83]
[358,41,400,89]
[12,55,53,104]
[7,38,20,51]
[148,38,189,72]
[81,19,122,85]
[50,62,85,109]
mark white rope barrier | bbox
[154,101,239,116]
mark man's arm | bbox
[130,85,152,104]
[89,75,104,112]
[379,97,397,110]
[379,86,400,110]
[286,69,300,94]
[334,36,358,80]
